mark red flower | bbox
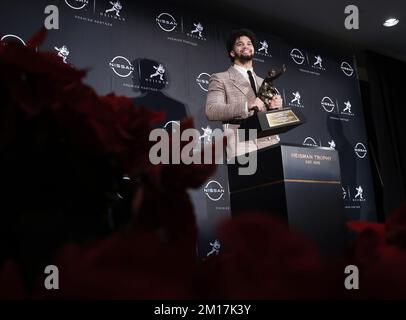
[0,28,86,117]
[200,213,328,299]
[385,203,406,248]
[33,231,199,299]
[0,260,26,299]
[346,203,406,298]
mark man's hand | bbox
[269,95,283,109]
[249,97,267,112]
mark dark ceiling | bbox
[183,0,406,64]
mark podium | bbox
[227,144,349,256]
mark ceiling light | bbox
[383,18,399,27]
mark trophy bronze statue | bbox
[258,64,287,110]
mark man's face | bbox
[231,35,254,62]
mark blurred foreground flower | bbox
[0,29,215,297]
[347,203,406,299]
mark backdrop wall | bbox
[1,0,377,256]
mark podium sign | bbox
[228,144,348,256]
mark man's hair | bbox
[226,28,257,63]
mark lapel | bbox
[228,66,252,97]
[228,66,263,99]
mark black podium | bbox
[228,144,349,256]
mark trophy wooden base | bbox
[239,107,306,138]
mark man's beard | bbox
[235,51,254,62]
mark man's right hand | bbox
[249,97,267,112]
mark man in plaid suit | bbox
[205,29,283,158]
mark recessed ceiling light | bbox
[383,18,399,27]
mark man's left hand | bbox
[268,95,283,109]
